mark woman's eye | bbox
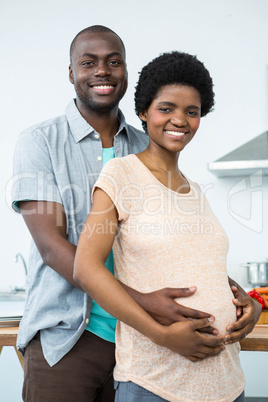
[159,108,171,113]
[187,111,199,117]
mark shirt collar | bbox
[65,99,94,143]
[65,99,130,143]
[116,109,130,139]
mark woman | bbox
[74,51,252,401]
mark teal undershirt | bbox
[86,146,117,343]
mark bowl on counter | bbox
[240,262,268,287]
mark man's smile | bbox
[89,81,117,94]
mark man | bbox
[12,26,261,402]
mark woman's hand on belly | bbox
[158,316,225,362]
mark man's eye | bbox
[109,60,121,66]
[82,61,94,66]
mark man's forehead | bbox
[72,31,125,57]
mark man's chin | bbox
[82,98,120,113]
[91,103,118,113]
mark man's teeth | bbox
[165,130,187,136]
[93,85,114,89]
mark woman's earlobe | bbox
[139,111,147,122]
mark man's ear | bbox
[69,65,74,84]
[139,111,147,122]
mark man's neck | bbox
[76,100,120,147]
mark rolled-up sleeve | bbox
[12,130,62,213]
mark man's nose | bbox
[94,62,111,77]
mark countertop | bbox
[240,325,268,352]
[0,326,18,346]
[0,325,268,351]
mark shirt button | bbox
[97,156,102,161]
[86,318,89,324]
[94,134,100,139]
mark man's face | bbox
[69,31,128,113]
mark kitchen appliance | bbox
[208,131,268,177]
[240,261,268,287]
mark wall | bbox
[0,0,268,400]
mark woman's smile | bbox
[164,130,189,138]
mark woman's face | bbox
[139,84,201,154]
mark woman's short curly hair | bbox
[134,51,214,132]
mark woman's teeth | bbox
[165,130,187,136]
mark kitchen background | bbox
[1,0,268,400]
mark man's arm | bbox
[121,283,217,333]
[225,277,262,344]
[19,200,216,333]
[19,200,81,289]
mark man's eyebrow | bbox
[106,52,124,58]
[79,53,96,59]
[79,52,123,59]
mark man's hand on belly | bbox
[224,280,262,344]
[136,286,219,334]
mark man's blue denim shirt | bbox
[12,99,148,366]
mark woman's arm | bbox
[74,188,225,362]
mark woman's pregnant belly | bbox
[174,272,237,335]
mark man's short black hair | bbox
[134,51,215,132]
[70,25,126,64]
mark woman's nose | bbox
[170,113,187,126]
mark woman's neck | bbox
[136,147,190,194]
[139,146,180,173]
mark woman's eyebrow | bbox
[187,105,201,110]
[157,101,200,110]
[157,101,176,107]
